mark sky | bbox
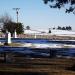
[0,0,75,31]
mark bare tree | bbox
[0,13,12,24]
[0,13,12,32]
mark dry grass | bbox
[8,43,24,47]
[0,58,75,75]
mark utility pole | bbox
[13,8,20,38]
[13,8,20,23]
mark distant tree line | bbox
[57,26,72,30]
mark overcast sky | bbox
[0,0,75,31]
